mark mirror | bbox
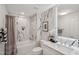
[58,4,79,39]
[57,4,79,47]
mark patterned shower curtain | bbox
[5,15,17,55]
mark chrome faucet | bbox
[70,40,77,46]
[78,39,79,47]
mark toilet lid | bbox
[32,47,42,52]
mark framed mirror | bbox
[42,21,48,32]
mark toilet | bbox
[32,47,43,55]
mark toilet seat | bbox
[32,47,42,52]
[32,47,43,55]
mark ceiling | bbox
[58,4,79,16]
[5,4,54,16]
[5,4,79,16]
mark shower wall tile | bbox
[29,14,37,40]
[15,16,30,42]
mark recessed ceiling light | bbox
[59,12,68,16]
[59,10,71,16]
[20,12,24,15]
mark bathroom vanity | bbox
[40,40,79,55]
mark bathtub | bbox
[16,40,36,55]
[0,42,5,55]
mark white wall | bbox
[0,4,7,29]
[35,6,57,42]
[0,4,7,55]
[58,11,79,39]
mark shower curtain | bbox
[5,15,17,55]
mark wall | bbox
[29,14,37,41]
[0,4,7,29]
[40,7,56,41]
[15,16,30,42]
[32,6,57,43]
[58,11,79,39]
[29,6,56,47]
[0,4,7,55]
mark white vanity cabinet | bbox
[40,40,79,55]
[41,40,64,55]
[41,44,63,55]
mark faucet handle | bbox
[70,40,77,46]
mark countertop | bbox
[40,40,79,55]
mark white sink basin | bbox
[56,43,74,54]
[70,46,79,55]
